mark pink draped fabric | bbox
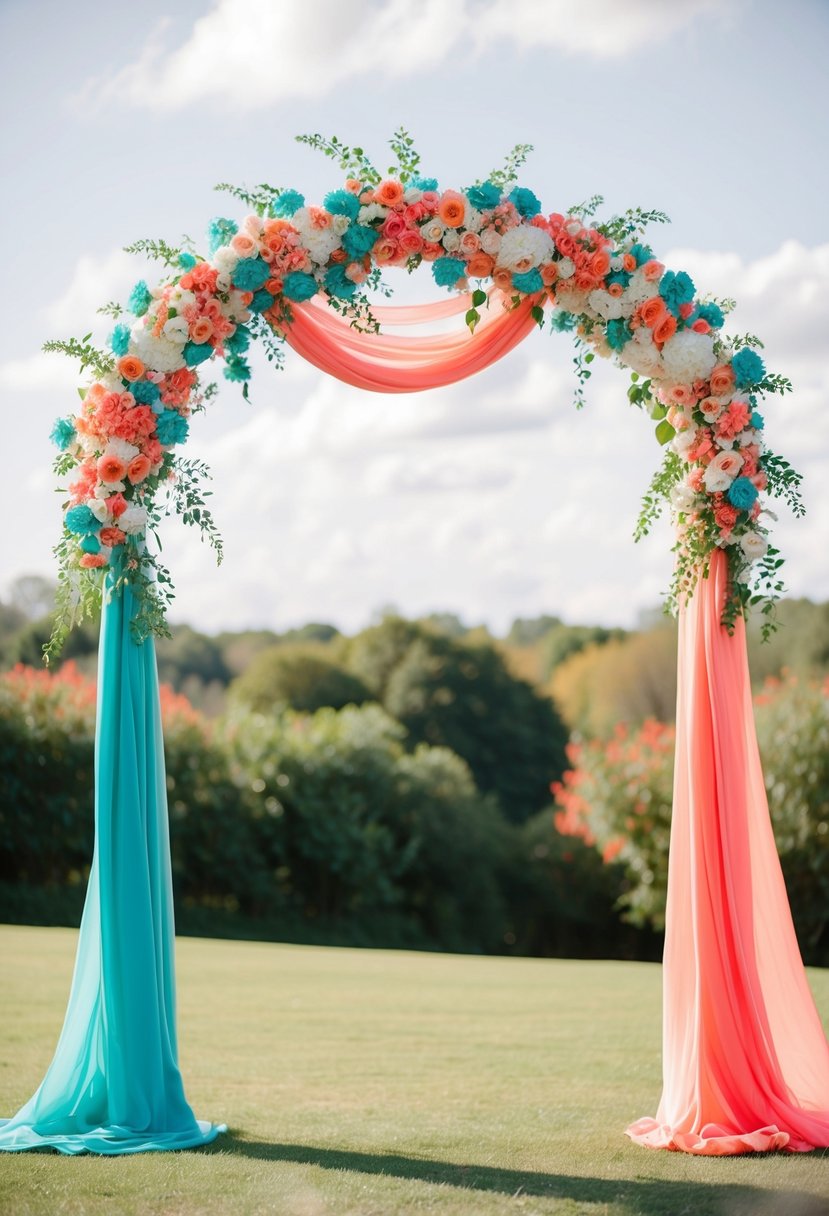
[627,550,829,1154]
[282,291,543,392]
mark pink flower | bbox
[398,229,424,257]
[106,493,128,518]
[716,400,752,439]
[189,317,214,344]
[97,454,128,484]
[382,212,408,240]
[642,260,665,282]
[128,454,152,485]
[231,232,258,258]
[80,553,107,569]
[459,231,482,256]
[374,238,401,265]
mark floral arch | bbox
[2,133,827,1159]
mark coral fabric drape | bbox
[627,550,829,1154]
[283,291,543,392]
[0,564,224,1154]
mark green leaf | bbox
[465,308,480,334]
[471,289,487,308]
[655,419,675,446]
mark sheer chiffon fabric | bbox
[627,551,829,1154]
[0,570,223,1154]
[283,290,543,391]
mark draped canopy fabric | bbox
[626,551,829,1154]
[283,290,544,392]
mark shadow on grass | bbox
[209,1135,829,1216]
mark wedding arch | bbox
[1,134,828,1157]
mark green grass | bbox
[0,926,827,1216]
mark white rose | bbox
[479,228,502,255]
[703,449,744,493]
[403,187,423,203]
[739,531,768,560]
[358,203,386,225]
[565,219,582,236]
[163,316,190,345]
[215,270,232,293]
[422,218,445,243]
[120,505,148,536]
[331,214,350,236]
[671,483,697,512]
[442,229,460,253]
[88,498,110,521]
[465,206,483,234]
[168,287,196,311]
[610,255,624,271]
[212,245,239,275]
[557,257,575,280]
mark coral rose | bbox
[640,296,667,327]
[99,526,126,547]
[492,267,513,292]
[466,251,495,278]
[653,314,678,346]
[709,364,736,396]
[97,454,128,484]
[127,454,152,484]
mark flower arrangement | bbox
[44,130,801,658]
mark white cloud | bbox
[45,249,138,332]
[0,351,78,393]
[79,0,732,113]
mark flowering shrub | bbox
[45,131,800,658]
[553,676,829,958]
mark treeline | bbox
[1,574,827,961]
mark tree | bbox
[346,617,569,822]
[230,644,371,714]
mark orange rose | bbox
[375,179,405,208]
[127,455,152,485]
[640,296,667,328]
[492,267,513,293]
[117,355,145,382]
[590,250,611,278]
[540,263,558,286]
[653,314,678,346]
[97,454,128,483]
[189,317,214,344]
[622,253,637,272]
[437,191,466,229]
[465,251,495,278]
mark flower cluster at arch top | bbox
[48,153,800,654]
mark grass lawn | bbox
[0,926,827,1216]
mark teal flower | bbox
[727,476,759,511]
[342,224,379,260]
[155,409,189,446]
[272,190,305,218]
[606,270,631,290]
[512,268,544,294]
[224,356,251,382]
[325,264,357,300]
[629,243,653,266]
[550,310,577,332]
[410,176,438,191]
[507,187,541,218]
[80,534,101,555]
[606,318,632,350]
[323,189,360,220]
[110,323,131,356]
[750,410,765,430]
[696,301,724,330]
[132,380,161,407]
[183,340,214,368]
[208,217,238,254]
[282,272,318,302]
[659,270,695,317]
[232,258,270,292]
[65,505,99,535]
[432,257,466,289]
[178,251,197,271]
[226,325,251,355]
[731,348,766,389]
[466,182,501,210]
[249,289,275,313]
[50,417,76,450]
[128,280,153,317]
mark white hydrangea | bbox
[625,269,656,307]
[621,330,664,377]
[120,505,148,536]
[212,245,240,276]
[106,437,139,463]
[557,257,575,279]
[167,287,196,312]
[88,498,110,521]
[661,329,717,384]
[331,213,350,236]
[588,290,624,321]
[464,206,484,234]
[305,228,341,265]
[671,483,698,512]
[496,224,554,270]
[131,327,187,374]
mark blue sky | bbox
[1,0,828,634]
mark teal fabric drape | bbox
[0,571,224,1154]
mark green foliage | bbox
[214,180,283,216]
[485,143,535,191]
[634,450,683,543]
[123,236,183,267]
[42,334,114,380]
[596,205,671,246]
[296,132,382,186]
[167,457,224,564]
[386,126,421,183]
[230,645,371,715]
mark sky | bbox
[1,0,828,636]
